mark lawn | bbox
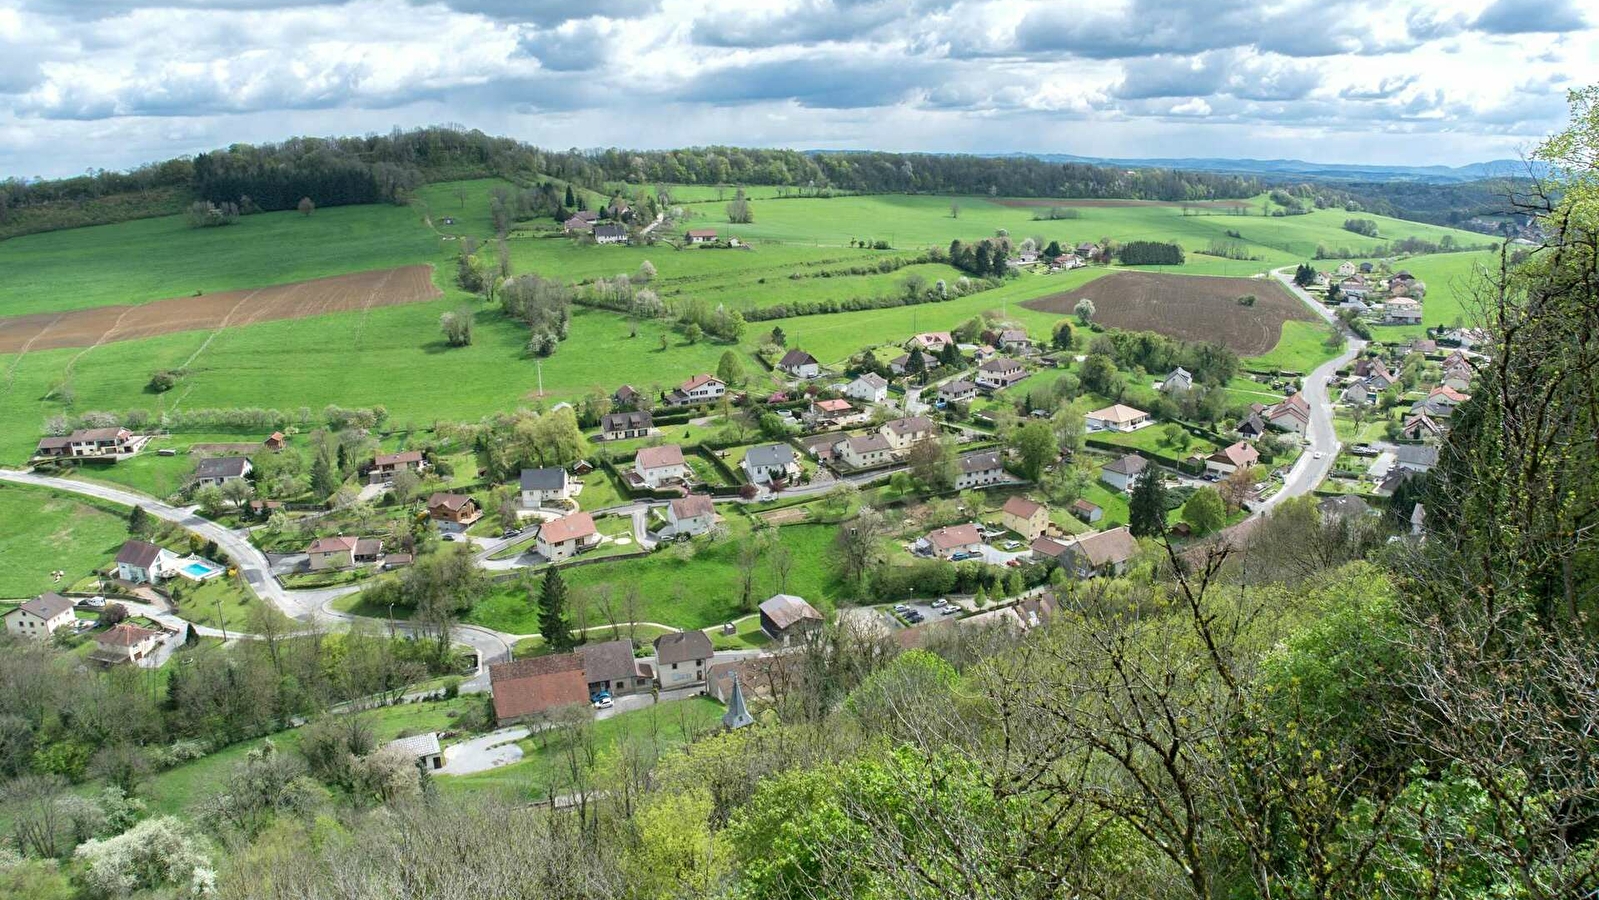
[0,482,131,598]
[60,431,273,499]
[1243,319,1342,373]
[173,574,296,633]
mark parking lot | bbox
[888,597,964,627]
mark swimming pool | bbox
[177,558,224,581]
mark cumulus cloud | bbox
[1472,0,1588,35]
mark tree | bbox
[440,306,473,347]
[220,477,254,509]
[1011,421,1058,480]
[128,505,152,538]
[1074,297,1096,324]
[717,351,745,386]
[1181,487,1226,535]
[297,197,314,217]
[1128,465,1169,537]
[736,536,763,612]
[194,484,226,517]
[908,439,957,491]
[904,349,927,382]
[684,323,703,344]
[727,188,753,224]
[538,567,575,651]
[1218,465,1260,513]
[564,184,575,208]
[1051,319,1074,350]
[835,508,888,587]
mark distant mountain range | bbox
[987,153,1548,185]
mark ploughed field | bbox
[0,265,439,353]
[1021,270,1315,356]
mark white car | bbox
[1313,451,1325,460]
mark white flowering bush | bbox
[74,816,214,898]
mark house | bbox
[600,410,654,441]
[1072,499,1103,523]
[1000,496,1049,540]
[520,467,571,508]
[536,511,599,562]
[33,435,72,458]
[1401,413,1443,442]
[489,654,590,724]
[923,523,983,560]
[742,443,799,485]
[1236,412,1268,438]
[777,349,821,379]
[666,494,717,537]
[581,639,652,698]
[307,536,359,570]
[955,451,1005,490]
[667,374,725,406]
[1076,241,1099,259]
[1339,298,1371,315]
[115,539,176,584]
[1012,592,1059,630]
[1062,526,1139,578]
[634,444,688,487]
[594,223,627,244]
[427,493,481,528]
[1030,535,1073,562]
[937,379,977,404]
[1086,404,1151,433]
[613,384,642,408]
[1360,262,1375,274]
[811,398,859,425]
[654,630,715,689]
[836,433,894,468]
[844,373,889,404]
[685,228,718,244]
[759,594,824,644]
[1412,385,1469,418]
[1383,297,1423,324]
[385,733,444,771]
[37,427,140,459]
[1335,261,1357,277]
[1099,454,1148,492]
[907,331,955,353]
[1393,444,1439,474]
[1375,467,1417,498]
[1160,366,1194,394]
[563,215,594,234]
[3,592,76,640]
[1318,495,1377,522]
[192,456,252,487]
[1206,440,1260,478]
[889,351,940,375]
[975,357,1028,391]
[880,415,936,451]
[264,432,286,452]
[998,329,1032,352]
[1442,361,1473,392]
[370,450,426,484]
[1264,394,1311,434]
[1362,359,1400,391]
[90,623,162,666]
[1340,276,1370,299]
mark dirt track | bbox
[0,265,441,354]
[1020,270,1313,356]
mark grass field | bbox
[0,482,131,597]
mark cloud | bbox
[1471,0,1588,34]
[406,0,659,25]
[690,0,958,48]
[18,0,349,19]
[1169,98,1211,116]
[1016,0,1382,59]
[680,55,936,109]
[1113,54,1229,100]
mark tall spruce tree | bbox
[1128,466,1169,538]
[538,566,575,651]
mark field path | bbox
[0,311,66,395]
[176,286,267,370]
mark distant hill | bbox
[992,153,1548,185]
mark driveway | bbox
[439,727,529,775]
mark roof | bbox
[1211,441,1260,468]
[354,538,383,557]
[979,357,1023,372]
[1002,496,1045,519]
[654,629,714,664]
[1031,535,1072,558]
[815,398,852,413]
[1088,404,1148,424]
[428,492,474,513]
[489,654,589,720]
[9,592,74,621]
[686,228,718,238]
[97,622,160,647]
[882,415,934,436]
[1318,495,1375,519]
[680,373,723,392]
[670,494,715,520]
[520,467,568,491]
[1103,453,1148,476]
[374,450,424,467]
[540,511,596,545]
[1238,412,1267,434]
[1000,329,1029,342]
[760,594,822,630]
[602,410,654,431]
[115,539,164,569]
[194,456,250,479]
[939,379,977,395]
[852,373,888,390]
[72,427,130,441]
[959,451,1001,473]
[385,732,441,759]
[36,436,71,450]
[1394,444,1439,468]
[636,444,685,469]
[844,433,892,454]
[307,536,359,554]
[267,431,285,442]
[745,443,795,470]
[926,523,982,550]
[910,331,953,346]
[1429,385,1470,402]
[581,639,640,684]
[1072,498,1101,514]
[614,384,640,400]
[778,349,818,368]
[594,224,626,238]
[1069,527,1139,568]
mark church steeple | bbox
[722,673,754,730]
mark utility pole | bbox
[537,359,544,397]
[216,596,228,642]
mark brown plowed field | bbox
[992,198,1253,209]
[1020,271,1313,356]
[0,265,440,353]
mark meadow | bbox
[0,482,132,597]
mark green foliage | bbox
[538,566,575,650]
[1010,420,1058,480]
[1128,465,1169,538]
[1181,487,1226,535]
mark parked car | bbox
[930,598,947,608]
[591,691,613,710]
[893,604,910,613]
[940,607,959,616]
[442,533,457,542]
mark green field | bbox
[0,482,132,597]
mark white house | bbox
[1383,297,1423,324]
[634,445,689,487]
[1160,367,1193,393]
[654,631,714,689]
[742,443,799,485]
[666,494,717,537]
[385,733,444,771]
[922,523,983,560]
[601,410,653,441]
[1099,454,1148,492]
[880,416,936,452]
[3,593,76,640]
[90,623,162,666]
[955,451,1005,489]
[777,349,821,379]
[844,373,889,404]
[937,379,977,404]
[1085,404,1151,433]
[192,456,252,487]
[1265,394,1310,434]
[907,331,954,353]
[685,228,717,244]
[837,433,894,468]
[594,223,627,244]
[975,357,1028,391]
[536,512,599,562]
[520,467,571,508]
[115,540,177,584]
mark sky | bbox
[0,0,1590,180]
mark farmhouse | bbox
[922,523,983,560]
[1086,404,1151,433]
[370,450,425,483]
[594,223,627,244]
[976,357,1028,391]
[90,623,162,666]
[1383,297,1423,324]
[563,215,594,234]
[685,228,718,244]
[634,445,689,487]
[1160,366,1194,393]
[307,536,357,570]
[601,410,654,441]
[1072,499,1103,523]
[844,373,889,404]
[1339,276,1370,299]
[3,592,76,640]
[956,451,1005,489]
[1001,496,1050,541]
[907,332,955,353]
[36,427,141,459]
[667,374,725,406]
[760,594,824,644]
[536,511,599,561]
[115,539,178,584]
[427,493,481,529]
[743,443,799,485]
[777,349,821,379]
[837,433,894,468]
[1264,394,1310,434]
[654,631,714,689]
[937,379,977,404]
[889,351,940,375]
[489,654,589,724]
[1099,454,1148,492]
[582,639,653,698]
[1206,440,1260,478]
[880,416,936,451]
[192,456,252,487]
[999,329,1032,352]
[666,494,717,537]
[520,467,571,508]
[1062,526,1139,578]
